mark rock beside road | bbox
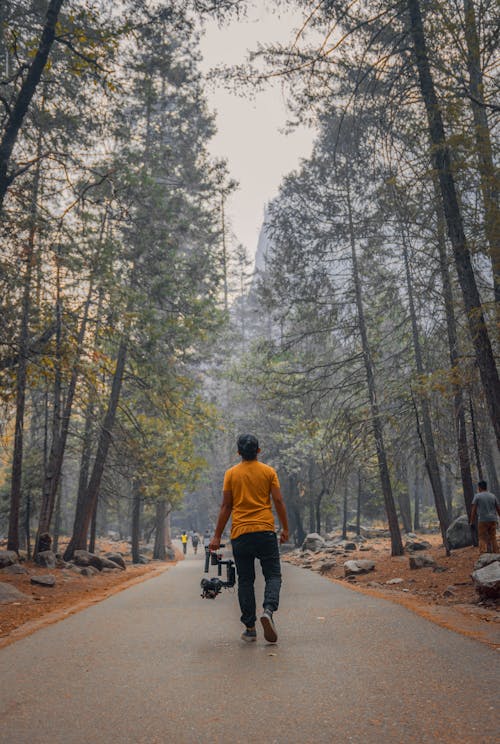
[344,559,375,576]
[405,539,432,552]
[301,533,325,552]
[473,553,500,571]
[409,554,436,569]
[30,574,56,587]
[0,563,28,575]
[100,556,125,571]
[0,582,31,603]
[472,561,500,599]
[446,515,473,549]
[0,550,19,568]
[105,553,126,569]
[35,550,57,568]
[73,550,104,570]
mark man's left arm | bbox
[209,490,233,551]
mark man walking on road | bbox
[470,480,500,553]
[209,434,289,644]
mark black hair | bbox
[478,480,488,490]
[237,434,259,461]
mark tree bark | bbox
[35,280,93,554]
[131,486,141,564]
[434,182,475,520]
[153,500,166,560]
[407,0,500,452]
[342,484,348,540]
[0,0,65,210]
[63,337,128,561]
[346,175,403,555]
[463,0,500,322]
[356,470,361,535]
[7,148,42,551]
[400,224,450,544]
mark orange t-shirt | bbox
[223,459,280,540]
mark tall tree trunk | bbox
[407,0,500,452]
[483,437,500,499]
[131,486,141,564]
[88,496,98,553]
[52,479,62,555]
[36,253,97,554]
[356,470,361,536]
[400,225,450,545]
[0,0,64,210]
[469,395,484,480]
[7,148,42,551]
[463,0,500,322]
[342,484,348,540]
[153,500,166,560]
[414,464,421,531]
[434,184,475,519]
[165,508,172,550]
[346,176,403,555]
[63,338,128,561]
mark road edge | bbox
[0,562,173,651]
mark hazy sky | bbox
[198,2,316,259]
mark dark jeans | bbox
[231,531,282,628]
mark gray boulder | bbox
[472,561,500,599]
[0,550,18,568]
[0,582,31,603]
[99,556,125,571]
[73,550,104,570]
[105,552,126,569]
[30,574,56,587]
[301,533,326,552]
[474,553,500,571]
[35,550,57,568]
[405,540,432,552]
[338,541,357,551]
[1,563,28,575]
[138,555,150,564]
[446,515,473,549]
[409,554,436,569]
[80,566,98,577]
[344,559,375,576]
[319,560,337,575]
[165,547,176,561]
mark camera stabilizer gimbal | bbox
[200,545,236,599]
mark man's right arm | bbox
[271,485,289,544]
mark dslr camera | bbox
[200,545,236,599]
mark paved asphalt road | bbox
[1,545,498,744]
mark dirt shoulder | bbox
[0,540,178,649]
[283,534,500,649]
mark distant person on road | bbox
[191,533,199,555]
[181,531,188,555]
[470,480,500,554]
[209,434,289,644]
[203,529,211,553]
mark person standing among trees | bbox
[470,481,500,554]
[209,434,289,644]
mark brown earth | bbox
[283,533,500,648]
[0,538,178,648]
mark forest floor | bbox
[283,533,500,648]
[0,538,178,648]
